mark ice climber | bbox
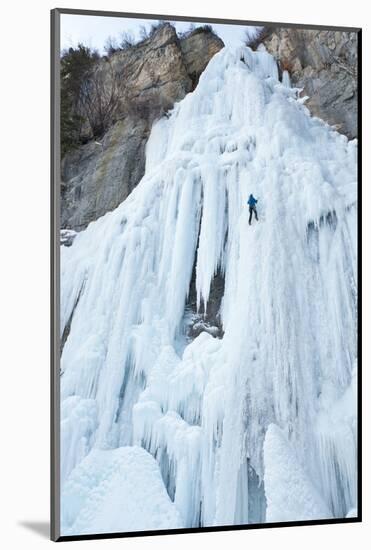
[247,194,259,225]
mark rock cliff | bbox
[61,25,359,231]
[261,28,358,139]
[61,24,224,230]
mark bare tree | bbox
[139,25,149,41]
[149,20,172,37]
[104,35,119,56]
[119,30,136,50]
[79,61,124,137]
[178,23,196,39]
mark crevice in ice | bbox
[155,446,177,501]
[185,265,225,340]
[319,210,338,230]
[60,281,85,358]
[114,357,147,446]
[306,211,340,233]
[234,459,267,524]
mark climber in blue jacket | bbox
[247,194,259,225]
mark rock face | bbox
[262,29,358,140]
[61,25,224,230]
[180,29,225,87]
[185,267,225,340]
[60,229,77,247]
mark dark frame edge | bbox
[51,7,61,543]
[54,7,361,32]
[356,27,362,524]
[56,517,361,543]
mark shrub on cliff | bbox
[61,44,100,155]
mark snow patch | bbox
[61,446,183,535]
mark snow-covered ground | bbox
[61,446,183,535]
[60,45,357,535]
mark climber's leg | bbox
[249,207,253,225]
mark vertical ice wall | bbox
[60,46,357,534]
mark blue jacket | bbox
[247,195,258,207]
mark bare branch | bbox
[78,61,124,137]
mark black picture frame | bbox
[51,8,362,542]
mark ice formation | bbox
[60,45,358,535]
[62,446,183,534]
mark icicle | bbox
[282,69,291,88]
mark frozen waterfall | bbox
[60,45,358,535]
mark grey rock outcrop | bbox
[180,29,224,88]
[184,265,225,340]
[61,25,224,230]
[60,229,77,247]
[261,28,358,139]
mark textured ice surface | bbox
[264,424,332,522]
[60,45,357,534]
[62,446,183,535]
